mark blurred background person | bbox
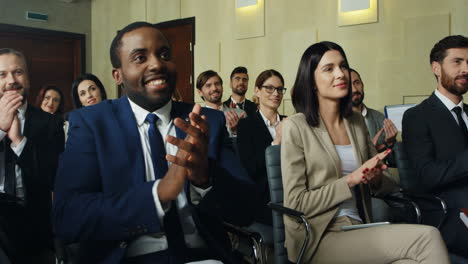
[236,69,287,262]
[71,73,107,109]
[35,85,64,116]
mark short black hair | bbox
[291,41,352,127]
[196,70,223,90]
[71,73,107,108]
[430,35,468,64]
[110,21,155,68]
[230,66,248,80]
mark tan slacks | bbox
[311,216,450,264]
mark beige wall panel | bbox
[402,14,450,96]
[147,0,181,23]
[235,0,265,39]
[91,0,146,99]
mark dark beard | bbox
[233,88,246,96]
[441,69,468,96]
[351,92,364,107]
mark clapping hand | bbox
[346,148,392,188]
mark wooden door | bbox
[156,17,195,103]
[0,24,85,113]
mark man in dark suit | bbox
[402,35,468,257]
[223,67,257,117]
[0,48,64,263]
[53,22,253,264]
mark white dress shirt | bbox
[0,103,28,198]
[434,89,468,127]
[125,99,212,258]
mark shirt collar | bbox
[259,109,280,127]
[204,103,222,111]
[127,98,172,127]
[230,97,245,105]
[361,105,368,117]
[17,103,28,120]
[434,89,464,111]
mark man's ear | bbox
[432,61,441,80]
[112,68,123,85]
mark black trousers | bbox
[0,198,53,264]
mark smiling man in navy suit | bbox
[53,22,253,264]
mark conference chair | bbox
[393,142,468,264]
[265,145,310,264]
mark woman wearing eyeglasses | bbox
[237,69,287,228]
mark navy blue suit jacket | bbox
[53,96,254,263]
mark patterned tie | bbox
[3,138,17,196]
[453,107,468,143]
[145,113,187,255]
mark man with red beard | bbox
[403,35,468,258]
[196,70,245,137]
[223,67,257,117]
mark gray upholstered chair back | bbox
[265,145,289,264]
[393,142,418,191]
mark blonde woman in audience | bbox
[281,41,449,263]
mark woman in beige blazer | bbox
[282,41,449,264]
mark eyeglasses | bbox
[261,85,287,95]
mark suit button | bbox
[120,242,127,248]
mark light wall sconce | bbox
[338,0,378,27]
[236,0,258,8]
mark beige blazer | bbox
[281,112,396,263]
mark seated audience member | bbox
[281,41,449,263]
[196,70,246,136]
[223,66,257,117]
[0,48,64,263]
[350,68,398,152]
[237,69,287,226]
[53,21,253,263]
[64,73,108,140]
[36,84,65,116]
[402,35,468,257]
[71,73,107,109]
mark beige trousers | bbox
[311,216,450,264]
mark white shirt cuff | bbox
[0,130,6,141]
[11,136,27,156]
[152,180,171,223]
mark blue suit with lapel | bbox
[53,96,254,263]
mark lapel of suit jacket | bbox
[23,104,37,138]
[171,101,190,140]
[253,111,273,143]
[315,116,342,180]
[114,96,146,185]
